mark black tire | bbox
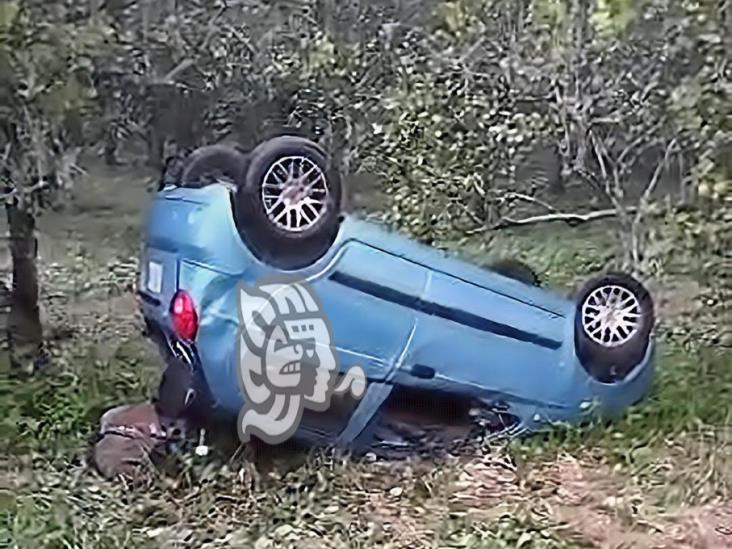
[573,272,655,383]
[490,258,542,286]
[233,135,342,270]
[167,144,249,188]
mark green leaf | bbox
[0,1,19,32]
[592,0,637,36]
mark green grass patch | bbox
[438,514,593,549]
[441,220,620,291]
[1,339,158,458]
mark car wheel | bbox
[173,144,249,188]
[233,135,342,270]
[574,273,655,383]
[489,258,541,286]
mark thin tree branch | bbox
[633,137,678,227]
[466,207,638,234]
[617,121,663,167]
[0,180,49,203]
[148,6,227,87]
[157,59,195,84]
[0,143,11,171]
[501,191,560,213]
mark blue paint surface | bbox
[138,183,655,446]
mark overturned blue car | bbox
[136,136,656,454]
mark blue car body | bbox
[138,181,655,449]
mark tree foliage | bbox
[91,0,729,265]
[0,0,113,211]
[0,1,119,372]
[3,0,731,253]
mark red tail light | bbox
[170,290,198,341]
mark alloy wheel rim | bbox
[581,285,642,347]
[261,155,329,233]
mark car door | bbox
[397,269,568,410]
[296,241,429,441]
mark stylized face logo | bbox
[266,316,337,394]
[236,277,364,445]
[263,322,309,390]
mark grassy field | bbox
[1,161,730,548]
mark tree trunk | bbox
[104,124,121,166]
[146,125,165,168]
[6,203,44,373]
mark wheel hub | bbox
[282,184,307,205]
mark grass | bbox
[1,181,731,548]
[2,340,158,458]
[440,219,620,291]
